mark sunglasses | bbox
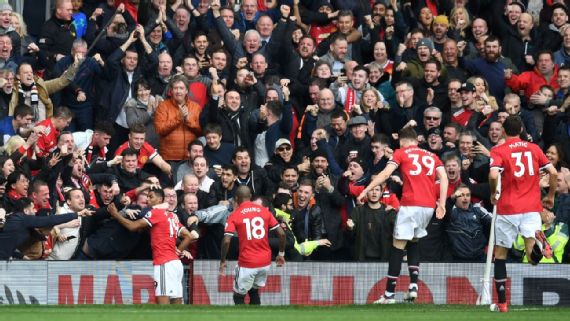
[278,146,292,152]
[425,116,440,121]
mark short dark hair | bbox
[148,187,165,201]
[352,65,369,77]
[503,115,523,136]
[13,104,34,119]
[331,109,348,121]
[484,35,501,46]
[273,193,291,210]
[187,140,204,151]
[281,165,299,176]
[204,123,223,136]
[232,146,251,160]
[222,164,238,175]
[121,148,139,158]
[94,120,115,136]
[266,100,283,118]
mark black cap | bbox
[459,82,476,92]
[427,127,442,137]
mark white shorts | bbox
[154,259,183,298]
[393,206,434,241]
[233,264,270,295]
[495,212,541,248]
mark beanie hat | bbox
[417,38,434,52]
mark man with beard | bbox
[282,34,317,92]
[413,60,448,113]
[253,90,293,167]
[431,15,450,53]
[317,11,364,64]
[423,128,445,157]
[462,35,515,103]
[347,185,397,262]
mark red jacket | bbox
[506,65,560,100]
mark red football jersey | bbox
[143,208,183,265]
[451,108,474,127]
[115,141,158,169]
[224,201,279,268]
[389,145,444,207]
[490,137,551,215]
[36,119,59,157]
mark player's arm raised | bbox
[435,166,448,219]
[543,165,558,209]
[357,163,398,203]
[107,203,149,232]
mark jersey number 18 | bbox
[243,217,265,240]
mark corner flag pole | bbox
[477,176,500,305]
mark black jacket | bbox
[290,203,324,242]
[38,16,76,66]
[0,212,77,260]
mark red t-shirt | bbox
[224,201,279,268]
[115,141,158,169]
[451,108,474,127]
[389,145,444,207]
[489,138,551,215]
[36,119,59,157]
[143,208,183,265]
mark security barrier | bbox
[0,261,568,305]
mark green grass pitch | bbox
[1,305,568,321]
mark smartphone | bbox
[66,235,77,241]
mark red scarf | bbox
[344,87,357,113]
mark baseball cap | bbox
[349,157,368,173]
[459,82,476,92]
[427,127,442,137]
[310,148,328,162]
[274,138,291,151]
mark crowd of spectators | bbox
[0,0,568,263]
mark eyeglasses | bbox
[448,88,460,92]
[278,146,292,152]
[425,116,440,121]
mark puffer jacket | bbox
[154,98,202,161]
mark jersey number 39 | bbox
[408,154,435,176]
